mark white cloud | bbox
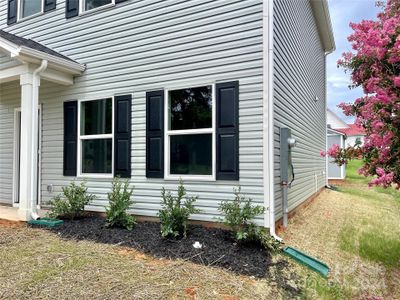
[326,0,379,123]
[328,75,352,88]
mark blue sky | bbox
[327,0,379,122]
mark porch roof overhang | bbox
[327,127,346,136]
[0,30,85,85]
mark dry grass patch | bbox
[281,160,400,299]
[2,160,398,299]
[0,225,296,299]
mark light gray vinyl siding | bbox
[273,0,327,219]
[0,0,265,223]
[0,80,20,205]
[0,51,20,70]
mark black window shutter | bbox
[146,90,164,178]
[63,101,78,176]
[66,0,79,18]
[216,81,239,180]
[44,0,56,12]
[114,95,132,178]
[7,0,17,25]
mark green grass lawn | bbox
[339,160,400,270]
[281,160,400,299]
[345,159,371,184]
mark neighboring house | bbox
[327,108,365,146]
[327,128,346,180]
[327,108,349,130]
[326,108,347,180]
[337,124,366,147]
[0,0,334,233]
[326,109,365,180]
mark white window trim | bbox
[164,84,216,181]
[17,0,44,22]
[79,0,116,15]
[77,97,114,179]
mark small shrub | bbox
[47,181,95,220]
[218,187,281,252]
[158,180,201,238]
[105,177,136,230]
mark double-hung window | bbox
[165,85,215,180]
[19,0,43,19]
[147,81,238,181]
[7,0,56,24]
[78,98,113,177]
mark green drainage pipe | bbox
[283,246,330,277]
[27,218,64,228]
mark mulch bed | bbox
[34,216,278,278]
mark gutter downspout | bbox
[325,96,329,187]
[30,59,48,220]
[263,0,282,242]
[324,49,334,188]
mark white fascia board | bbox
[0,37,85,75]
[41,68,74,85]
[310,0,336,53]
[327,128,346,136]
[18,47,85,74]
[0,37,21,57]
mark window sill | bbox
[17,11,44,23]
[77,174,114,180]
[79,3,115,17]
[163,175,216,182]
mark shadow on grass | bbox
[336,185,400,208]
[339,224,400,269]
[336,187,380,202]
[345,160,371,184]
[375,187,400,202]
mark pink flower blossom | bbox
[333,0,400,187]
[327,144,340,157]
[393,77,400,87]
[369,168,394,188]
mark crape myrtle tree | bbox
[322,0,400,188]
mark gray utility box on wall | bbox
[280,127,297,228]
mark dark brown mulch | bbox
[38,216,278,278]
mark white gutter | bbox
[325,40,335,185]
[30,59,48,220]
[19,46,86,73]
[263,0,282,242]
[325,60,329,187]
[0,37,85,74]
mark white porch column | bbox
[18,73,37,221]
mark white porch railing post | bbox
[18,73,36,221]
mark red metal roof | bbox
[336,123,365,136]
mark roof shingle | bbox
[336,123,365,136]
[0,30,76,63]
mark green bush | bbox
[47,181,95,220]
[158,180,201,238]
[105,177,136,230]
[218,187,281,252]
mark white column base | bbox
[17,208,31,221]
